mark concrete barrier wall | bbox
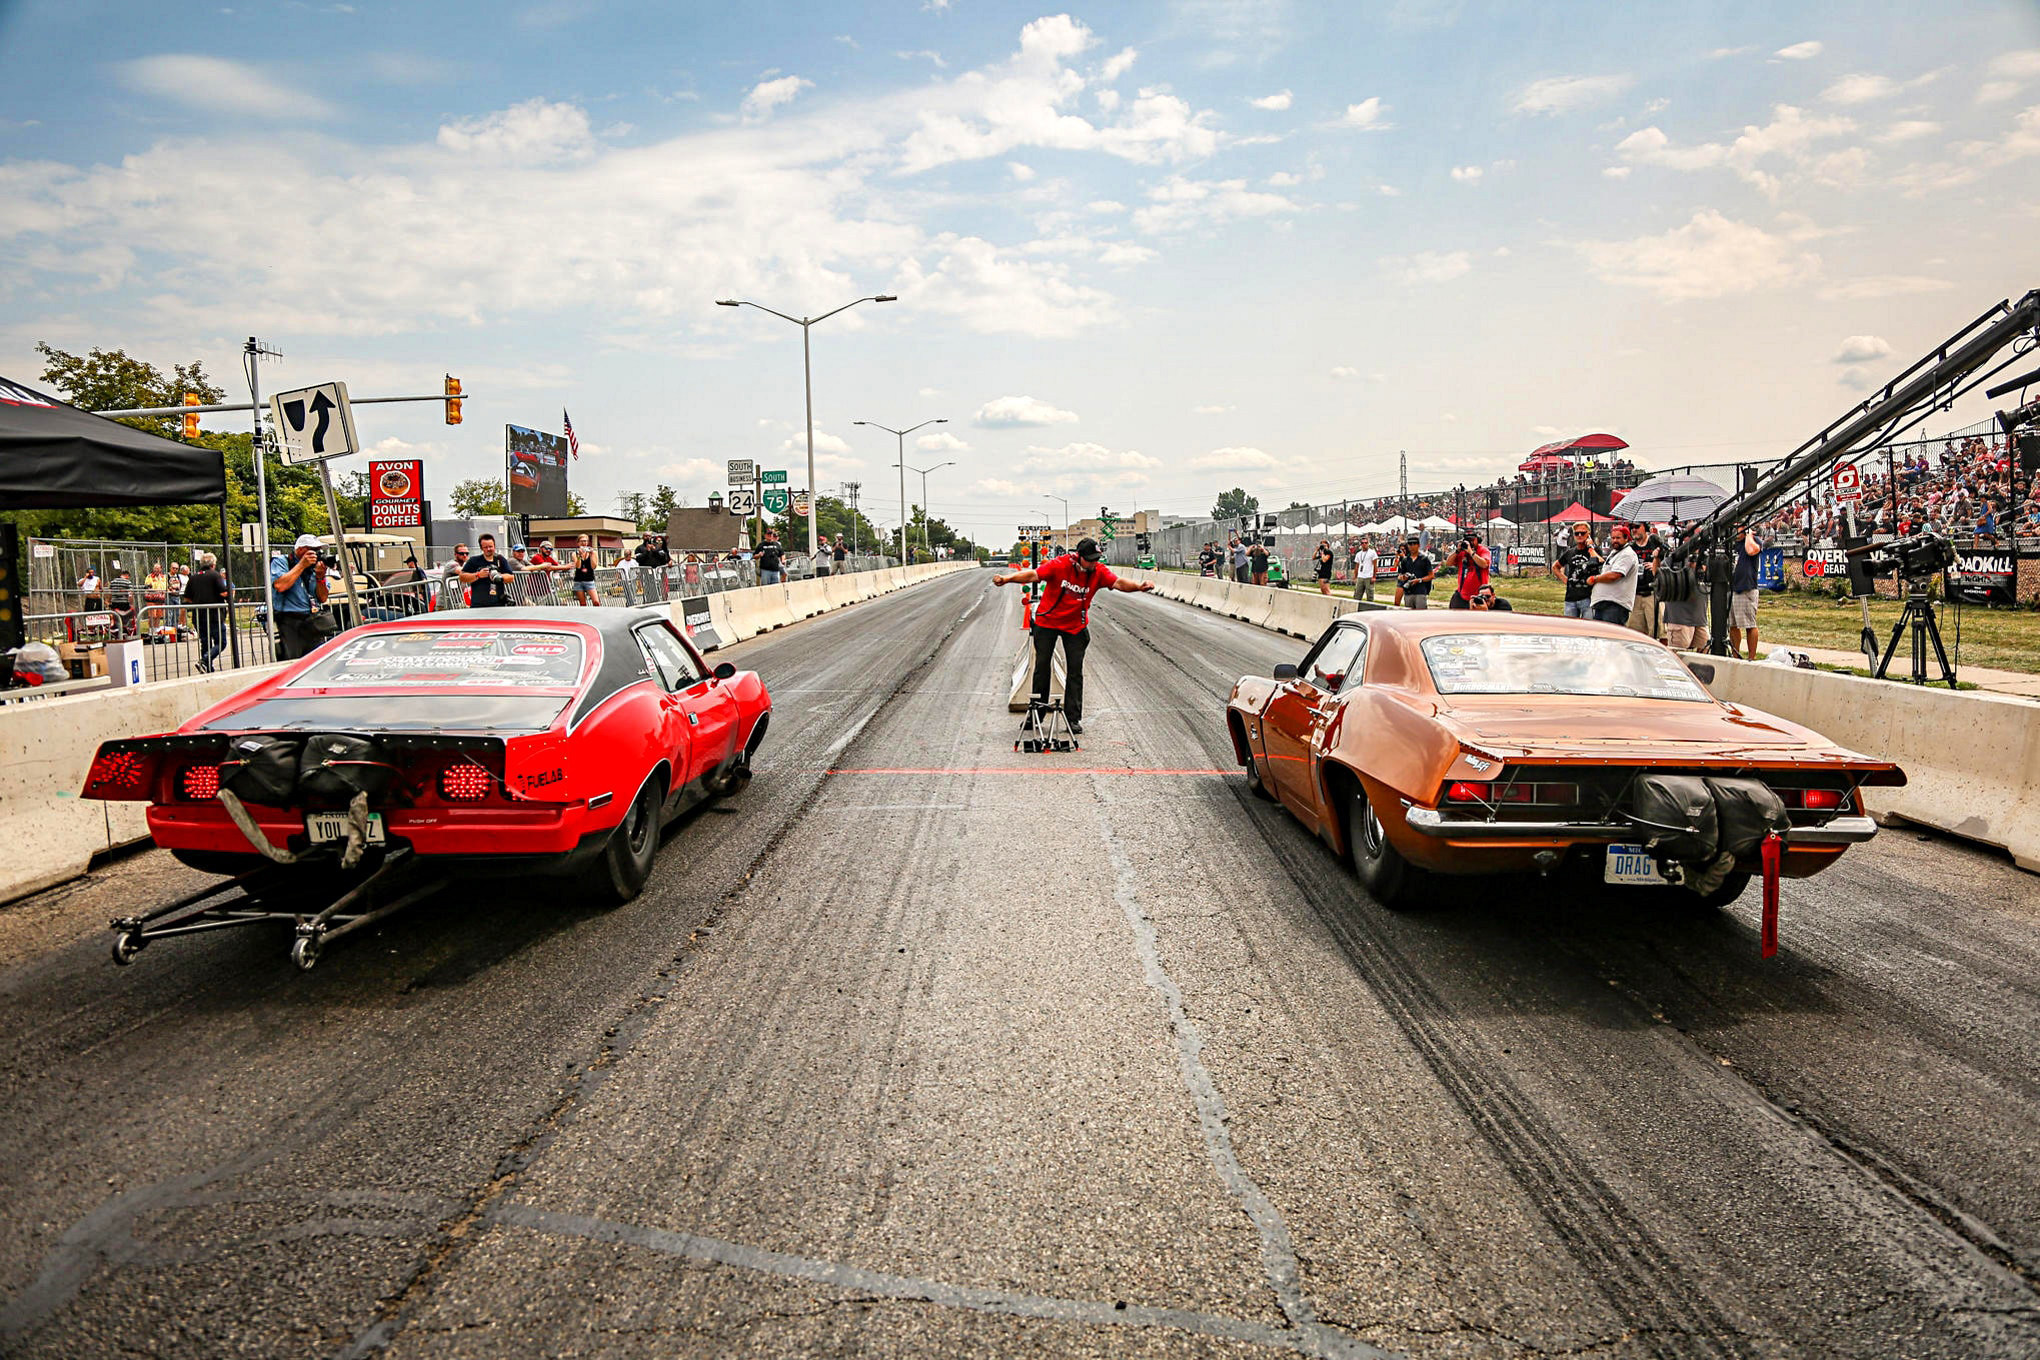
[1702,657,2040,871]
[1,664,288,906]
[0,562,982,908]
[1121,568,2040,874]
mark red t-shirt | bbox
[1033,556,1117,633]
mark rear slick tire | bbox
[1350,788,1428,911]
[597,779,661,907]
[1692,871,1753,910]
[1243,752,1276,802]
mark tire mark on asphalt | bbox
[494,1203,1386,1359]
[330,574,995,1358]
[1095,798,1398,1360]
[1105,598,1750,1357]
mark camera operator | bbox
[1550,523,1599,619]
[1584,523,1639,626]
[1393,535,1435,609]
[458,532,519,610]
[1728,524,1765,660]
[1314,538,1336,595]
[270,533,331,659]
[1468,583,1512,611]
[1247,536,1270,586]
[1443,529,1491,610]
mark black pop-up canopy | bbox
[0,375,226,509]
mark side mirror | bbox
[1686,661,1715,684]
[713,661,737,681]
[1273,663,1299,681]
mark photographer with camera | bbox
[1443,529,1491,610]
[1393,535,1435,609]
[458,532,520,610]
[1728,524,1765,660]
[270,532,332,660]
[1247,537,1270,586]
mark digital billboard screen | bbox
[506,424,569,518]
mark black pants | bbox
[1031,624,1089,722]
[275,612,322,661]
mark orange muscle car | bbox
[1225,612,1904,917]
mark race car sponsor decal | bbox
[289,631,585,689]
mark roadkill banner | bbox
[678,595,723,651]
[1950,548,2018,606]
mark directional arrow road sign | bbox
[269,382,361,465]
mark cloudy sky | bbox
[3,0,2037,543]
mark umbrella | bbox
[1611,473,1729,525]
[1544,501,1618,523]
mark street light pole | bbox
[901,461,955,558]
[1044,494,1070,549]
[717,293,897,561]
[852,418,946,563]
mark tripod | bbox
[1874,585,1956,689]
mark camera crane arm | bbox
[1677,288,2040,655]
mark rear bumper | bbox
[147,801,611,859]
[1402,808,1878,846]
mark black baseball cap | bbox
[1075,537,1102,561]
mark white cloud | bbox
[1097,242,1157,265]
[1016,441,1160,490]
[1979,81,2021,104]
[1774,41,1824,61]
[1816,274,1954,300]
[1384,250,1473,284]
[1613,104,1858,193]
[1876,120,1941,143]
[894,234,1118,338]
[741,74,811,121]
[1708,46,1756,59]
[976,478,1030,498]
[1576,209,1819,301]
[438,98,596,162]
[1603,165,1632,179]
[1376,183,1402,197]
[1100,46,1138,81]
[1250,90,1294,111]
[1339,97,1391,131]
[917,430,971,451]
[1190,446,1281,470]
[1837,365,1875,390]
[1190,403,1234,414]
[1132,175,1297,233]
[918,387,941,398]
[1329,366,1360,379]
[1511,74,1635,116]
[1086,199,1126,213]
[1450,164,1483,182]
[1832,335,1892,363]
[975,395,1080,428]
[780,427,856,459]
[897,49,947,67]
[1822,74,1898,105]
[117,54,335,119]
[1008,161,1037,180]
[654,457,729,486]
[1988,50,2040,79]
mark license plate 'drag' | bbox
[307,812,386,846]
[1605,844,1667,885]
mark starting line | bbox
[827,767,1232,776]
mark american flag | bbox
[563,408,579,460]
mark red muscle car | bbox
[1226,612,1902,929]
[84,610,770,965]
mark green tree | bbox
[450,478,508,516]
[644,485,679,533]
[566,492,588,516]
[33,342,225,437]
[1212,487,1259,521]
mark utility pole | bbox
[243,338,279,657]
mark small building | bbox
[526,515,638,558]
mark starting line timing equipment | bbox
[1017,699,1078,754]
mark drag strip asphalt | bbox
[0,570,2035,1358]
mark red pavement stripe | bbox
[827,767,1232,776]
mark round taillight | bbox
[179,764,221,801]
[439,764,495,802]
[1802,788,1844,811]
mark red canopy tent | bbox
[1519,432,1628,473]
[1544,501,1617,523]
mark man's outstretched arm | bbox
[993,569,1041,586]
[1111,577,1156,593]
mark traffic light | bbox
[182,393,201,439]
[444,374,463,425]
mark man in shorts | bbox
[1728,524,1765,659]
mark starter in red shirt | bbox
[1033,556,1118,633]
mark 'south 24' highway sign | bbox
[269,382,362,465]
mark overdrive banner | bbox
[367,458,424,529]
[506,424,570,518]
